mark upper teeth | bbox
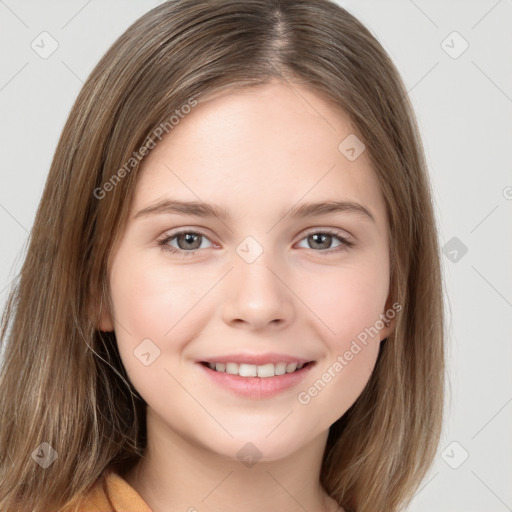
[207,362,304,378]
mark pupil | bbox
[179,233,200,249]
[311,233,330,249]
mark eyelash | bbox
[157,228,353,258]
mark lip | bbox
[195,352,312,366]
[195,358,316,400]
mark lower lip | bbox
[196,362,315,399]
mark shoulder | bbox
[63,468,152,512]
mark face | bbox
[100,81,394,462]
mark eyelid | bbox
[157,226,354,257]
[300,226,353,244]
[157,228,216,251]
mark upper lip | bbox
[196,353,315,366]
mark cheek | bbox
[108,254,208,382]
[299,255,390,346]
[108,256,209,406]
[109,253,208,338]
[293,257,389,418]
[299,339,381,430]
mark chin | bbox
[205,433,312,466]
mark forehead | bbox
[133,81,386,226]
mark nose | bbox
[221,251,295,331]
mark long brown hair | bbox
[0,1,444,510]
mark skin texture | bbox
[100,81,394,512]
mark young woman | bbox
[0,1,445,511]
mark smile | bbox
[200,361,313,378]
[196,359,316,399]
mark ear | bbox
[379,294,399,342]
[98,305,115,332]
[89,291,115,332]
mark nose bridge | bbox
[234,235,284,300]
[222,234,294,328]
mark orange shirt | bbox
[73,469,152,512]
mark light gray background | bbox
[1,1,511,510]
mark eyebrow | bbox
[134,199,375,222]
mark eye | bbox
[158,228,353,258]
[158,230,214,257]
[296,229,353,254]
